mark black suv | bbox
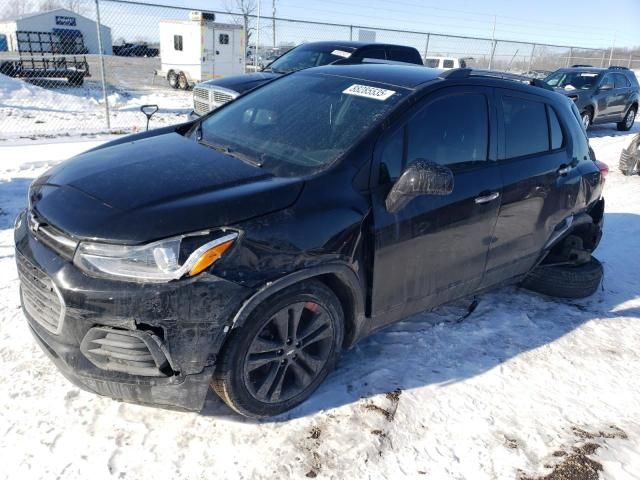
[545,66,639,131]
[189,41,423,118]
[15,65,606,418]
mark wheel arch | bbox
[229,263,367,349]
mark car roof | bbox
[555,67,607,73]
[303,63,443,89]
[296,41,418,51]
[302,64,569,102]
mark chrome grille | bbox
[213,90,234,105]
[81,327,170,377]
[193,87,211,116]
[193,99,210,116]
[17,253,65,335]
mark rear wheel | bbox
[178,72,189,90]
[521,257,603,299]
[212,280,344,418]
[617,106,637,131]
[67,73,84,86]
[167,70,178,88]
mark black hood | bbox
[30,131,303,243]
[200,72,281,94]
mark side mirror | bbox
[385,160,454,213]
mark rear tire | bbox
[212,280,344,418]
[521,257,603,299]
[178,72,189,90]
[617,106,637,131]
[67,73,84,86]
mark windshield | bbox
[266,45,354,73]
[545,71,601,90]
[196,73,408,176]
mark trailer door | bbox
[213,28,234,78]
[201,24,216,81]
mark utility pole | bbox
[272,0,276,49]
[488,14,497,70]
[255,0,261,69]
[608,33,616,67]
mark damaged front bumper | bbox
[14,212,252,411]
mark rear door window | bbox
[502,96,549,158]
[614,73,630,88]
[387,48,419,64]
[443,59,455,68]
[425,58,440,68]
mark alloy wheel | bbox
[626,109,636,129]
[243,301,334,404]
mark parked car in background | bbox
[189,41,423,118]
[424,57,472,69]
[544,66,639,131]
[114,43,159,57]
[522,69,552,80]
[16,64,606,418]
[619,132,640,175]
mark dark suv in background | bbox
[545,66,639,131]
[16,66,606,418]
[189,41,423,118]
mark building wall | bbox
[7,9,112,55]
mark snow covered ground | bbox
[0,74,192,141]
[0,124,639,480]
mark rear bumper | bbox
[14,211,252,411]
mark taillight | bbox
[595,160,609,178]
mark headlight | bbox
[74,231,238,282]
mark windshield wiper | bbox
[198,139,263,167]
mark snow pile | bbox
[0,124,639,479]
[0,75,192,140]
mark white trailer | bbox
[157,14,244,89]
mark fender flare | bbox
[229,263,367,346]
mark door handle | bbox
[474,191,500,204]
[558,165,571,176]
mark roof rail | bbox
[571,64,593,68]
[608,65,629,70]
[438,68,554,91]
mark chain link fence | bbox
[0,0,637,141]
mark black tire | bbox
[212,280,344,418]
[521,257,603,299]
[178,72,189,90]
[581,108,593,130]
[67,73,84,86]
[167,70,178,88]
[617,106,637,132]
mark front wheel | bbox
[617,106,637,131]
[212,280,344,418]
[521,257,603,299]
[581,109,593,130]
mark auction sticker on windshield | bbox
[343,84,396,101]
[331,49,352,58]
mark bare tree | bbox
[225,0,256,52]
[38,0,87,15]
[0,0,35,20]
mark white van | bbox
[157,13,244,89]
